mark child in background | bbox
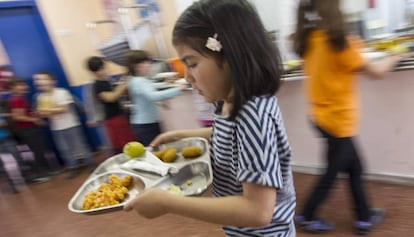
[87,56,135,154]
[292,0,405,234]
[82,79,111,152]
[0,107,48,188]
[34,72,95,179]
[125,50,185,146]
[124,1,296,236]
[8,77,52,182]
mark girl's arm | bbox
[150,127,213,147]
[361,54,405,79]
[125,182,276,227]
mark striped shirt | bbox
[211,96,296,237]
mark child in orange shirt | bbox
[292,0,404,235]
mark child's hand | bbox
[123,188,170,218]
[149,131,183,148]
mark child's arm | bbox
[11,108,42,125]
[361,54,405,79]
[125,182,276,227]
[98,77,128,103]
[149,128,213,147]
[37,105,69,116]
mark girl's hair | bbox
[173,0,283,121]
[125,50,150,76]
[293,0,348,57]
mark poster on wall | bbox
[102,0,123,33]
[136,0,164,26]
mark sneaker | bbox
[27,176,52,184]
[295,215,334,233]
[354,208,385,235]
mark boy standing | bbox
[86,57,135,153]
[34,72,94,179]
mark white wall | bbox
[249,0,298,61]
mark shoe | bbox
[354,208,385,235]
[295,215,334,233]
[66,169,81,179]
[27,176,52,184]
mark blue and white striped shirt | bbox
[211,96,296,237]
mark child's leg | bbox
[0,157,18,193]
[68,126,94,166]
[301,134,343,220]
[52,129,78,170]
[15,127,51,174]
[348,139,370,221]
[1,138,29,178]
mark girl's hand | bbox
[149,131,183,148]
[123,189,171,218]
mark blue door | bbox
[0,1,68,90]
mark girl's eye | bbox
[188,63,197,69]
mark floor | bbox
[1,162,414,237]
[1,89,414,237]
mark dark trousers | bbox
[132,123,161,147]
[302,124,370,221]
[14,126,51,174]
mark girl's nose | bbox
[184,70,194,83]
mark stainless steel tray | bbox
[68,171,145,215]
[69,137,212,215]
[153,161,211,196]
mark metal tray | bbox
[69,137,212,215]
[68,171,145,215]
[153,161,212,196]
[152,137,208,164]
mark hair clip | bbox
[206,33,222,52]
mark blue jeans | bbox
[52,126,93,169]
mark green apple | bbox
[123,141,145,158]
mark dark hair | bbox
[7,77,26,88]
[173,0,283,121]
[293,0,348,57]
[35,71,55,80]
[125,50,150,76]
[87,56,105,72]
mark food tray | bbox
[68,171,145,215]
[69,137,212,215]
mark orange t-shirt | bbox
[303,30,366,137]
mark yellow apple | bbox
[123,141,145,158]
